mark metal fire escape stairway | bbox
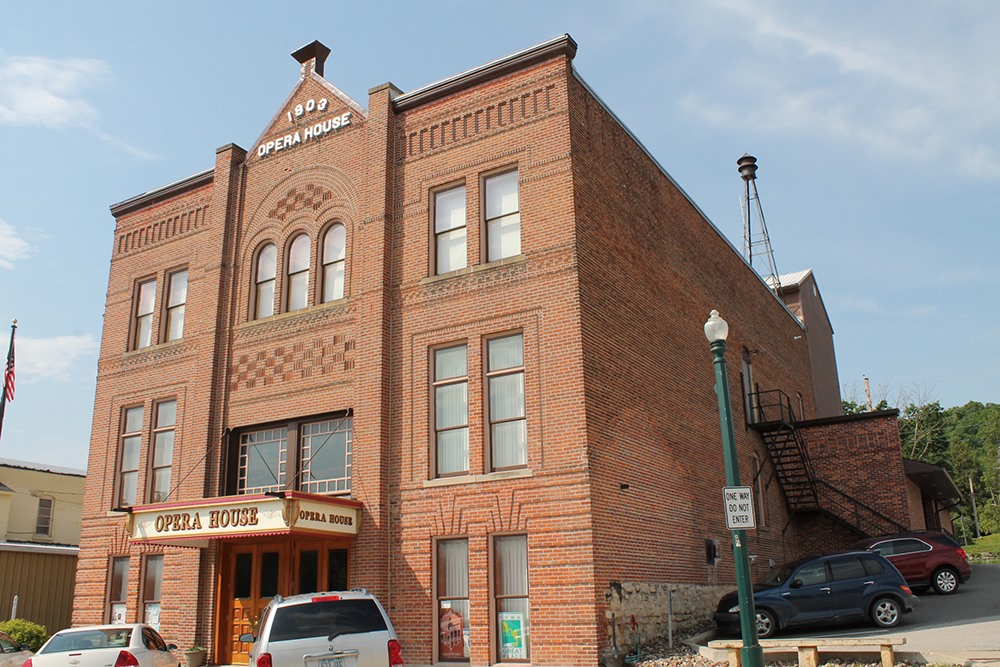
[749,390,907,538]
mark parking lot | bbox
[745,563,1000,663]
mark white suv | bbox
[241,589,403,667]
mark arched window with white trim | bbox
[322,223,346,302]
[254,243,277,319]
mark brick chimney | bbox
[292,40,331,78]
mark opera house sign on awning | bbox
[127,491,362,547]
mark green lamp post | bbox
[704,309,764,667]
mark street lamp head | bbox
[704,310,729,343]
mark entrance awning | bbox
[127,491,362,547]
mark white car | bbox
[0,631,32,667]
[25,625,179,667]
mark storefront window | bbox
[142,554,163,630]
[437,539,470,661]
[108,556,129,624]
[495,535,529,662]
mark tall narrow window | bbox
[435,186,466,274]
[487,334,526,470]
[322,224,346,302]
[165,270,188,341]
[35,497,53,536]
[150,400,176,503]
[485,171,520,262]
[254,243,277,319]
[437,539,470,661]
[108,556,129,624]
[238,427,288,494]
[118,406,144,507]
[300,416,352,494]
[287,234,311,311]
[495,535,529,662]
[434,345,469,477]
[142,554,163,630]
[133,279,157,349]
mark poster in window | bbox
[111,604,127,625]
[439,607,467,659]
[144,603,161,631]
[499,612,525,659]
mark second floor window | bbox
[239,427,288,494]
[35,497,53,536]
[165,270,188,341]
[133,279,157,350]
[255,243,277,319]
[322,224,346,302]
[487,334,526,470]
[485,171,520,262]
[150,400,176,503]
[118,406,144,507]
[433,345,469,477]
[287,234,311,311]
[435,186,467,274]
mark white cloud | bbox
[16,334,100,381]
[0,218,31,269]
[0,54,108,129]
[679,1,1000,180]
[837,296,884,314]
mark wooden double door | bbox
[219,538,351,664]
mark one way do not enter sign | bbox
[723,486,756,530]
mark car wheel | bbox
[931,567,959,594]
[871,596,902,628]
[755,609,777,639]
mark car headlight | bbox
[728,605,740,613]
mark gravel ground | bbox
[627,633,957,667]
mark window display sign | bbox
[439,607,467,659]
[499,612,525,659]
[110,604,126,625]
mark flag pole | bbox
[0,319,16,444]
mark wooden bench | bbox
[707,637,906,667]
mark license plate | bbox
[319,658,344,667]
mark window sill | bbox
[423,468,533,488]
[422,254,526,285]
[240,297,348,328]
[123,338,185,357]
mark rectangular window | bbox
[485,170,520,262]
[142,554,163,630]
[165,270,188,341]
[238,427,288,494]
[437,539,470,661]
[487,334,526,470]
[118,406,144,507]
[434,345,469,477]
[108,556,129,624]
[435,186,467,274]
[35,497,53,536]
[133,279,157,349]
[150,400,176,503]
[494,535,529,662]
[300,416,352,494]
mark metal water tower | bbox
[738,154,781,294]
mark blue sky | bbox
[1,1,997,470]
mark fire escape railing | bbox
[748,389,905,537]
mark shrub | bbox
[0,618,48,651]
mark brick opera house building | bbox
[75,36,941,666]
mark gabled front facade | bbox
[76,36,915,667]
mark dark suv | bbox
[714,551,918,639]
[852,531,972,594]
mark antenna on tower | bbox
[738,154,781,295]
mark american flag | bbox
[3,332,13,402]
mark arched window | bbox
[322,223,346,302]
[254,243,277,319]
[287,234,311,311]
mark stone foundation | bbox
[604,581,730,651]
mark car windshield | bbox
[761,562,798,586]
[40,629,133,653]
